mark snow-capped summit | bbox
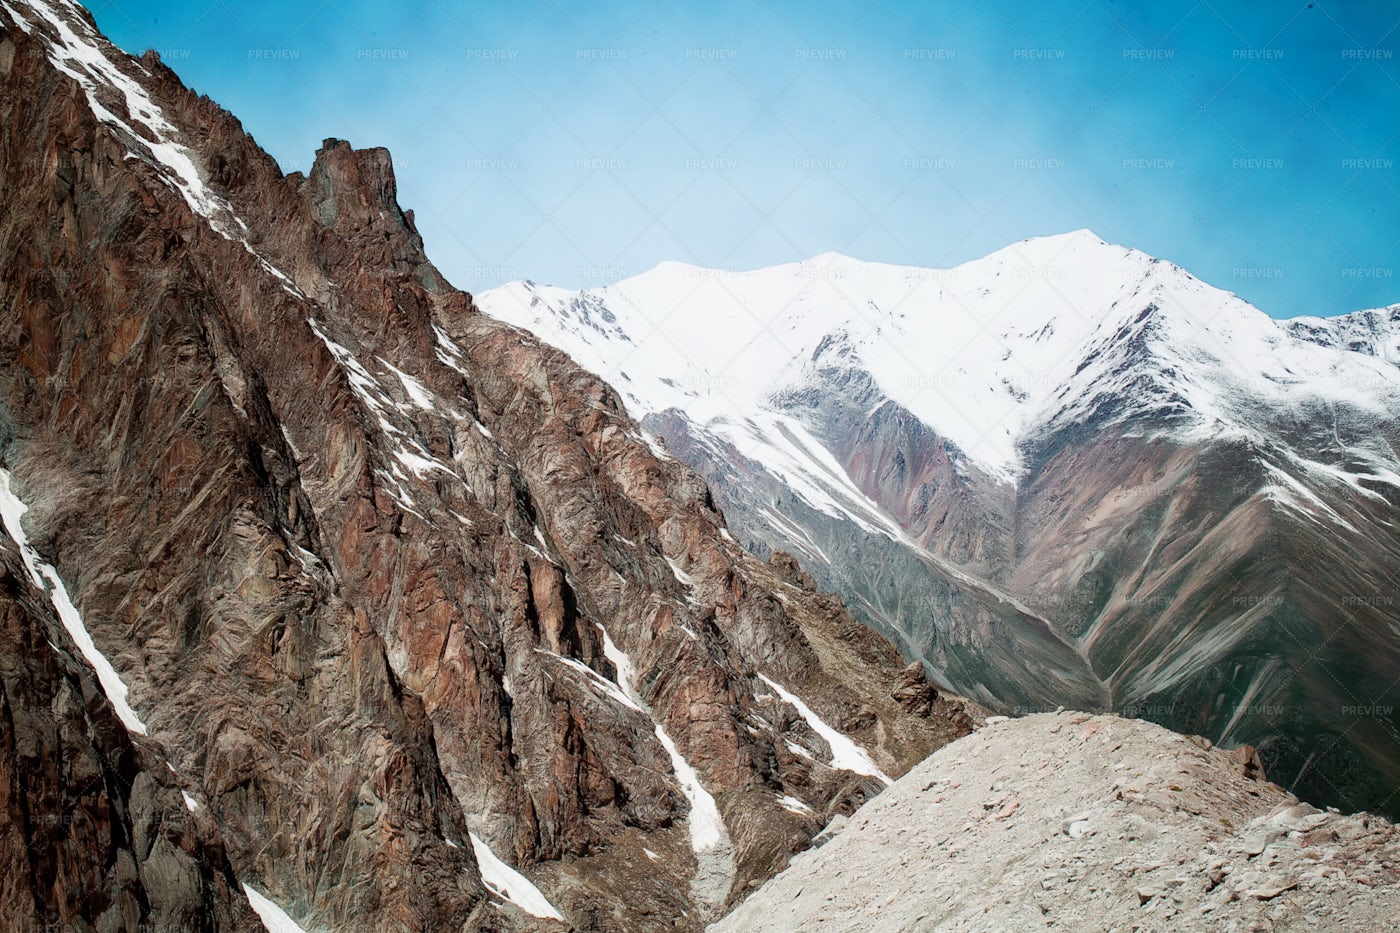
[482,232,1400,483]
[481,237,1400,821]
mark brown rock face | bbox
[0,3,976,930]
[1230,745,1267,782]
[0,533,257,932]
[890,663,939,717]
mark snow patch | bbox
[758,674,891,785]
[1,1,35,33]
[1259,463,1353,531]
[757,506,832,564]
[242,884,308,933]
[666,557,694,587]
[431,324,471,376]
[393,445,456,480]
[598,625,730,856]
[777,794,815,815]
[468,832,565,921]
[307,319,465,500]
[652,724,725,852]
[381,358,437,410]
[0,470,149,736]
[638,431,673,461]
[785,739,815,761]
[538,649,643,714]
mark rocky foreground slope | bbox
[712,712,1400,932]
[0,1,976,929]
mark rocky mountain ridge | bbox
[0,1,976,928]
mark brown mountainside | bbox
[0,2,974,929]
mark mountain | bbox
[712,712,1400,932]
[479,233,1400,819]
[2,472,261,930]
[0,2,978,929]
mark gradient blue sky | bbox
[89,0,1398,317]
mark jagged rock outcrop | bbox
[712,712,1400,932]
[0,2,976,929]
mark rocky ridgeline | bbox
[0,2,974,929]
[712,712,1400,932]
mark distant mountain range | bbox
[480,232,1400,818]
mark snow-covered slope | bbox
[1286,303,1400,364]
[480,231,1400,486]
[479,237,1400,820]
[488,233,1141,482]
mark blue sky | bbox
[89,0,1398,317]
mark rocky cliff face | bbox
[0,494,258,932]
[0,2,976,929]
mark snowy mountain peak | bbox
[806,249,856,263]
[998,226,1108,253]
[480,232,1400,825]
[480,235,1400,482]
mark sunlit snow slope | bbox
[480,233,1400,819]
[483,231,1399,484]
